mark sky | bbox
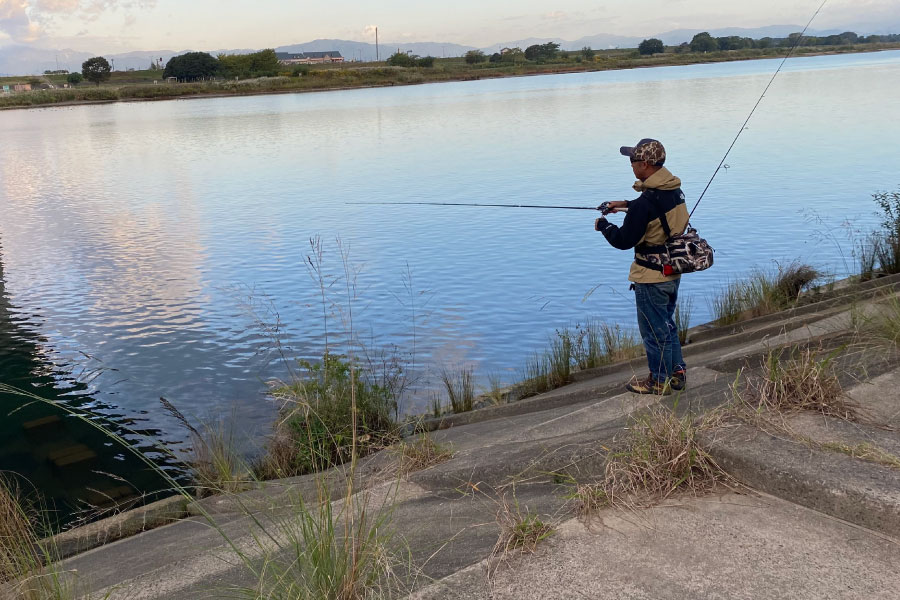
[0,0,897,53]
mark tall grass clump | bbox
[439,367,475,414]
[490,493,554,574]
[0,475,76,600]
[160,398,252,497]
[234,484,403,600]
[573,406,725,518]
[675,296,694,345]
[872,188,900,275]
[259,353,397,479]
[858,293,900,348]
[573,321,641,371]
[711,262,819,325]
[732,346,856,421]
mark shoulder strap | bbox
[644,190,672,240]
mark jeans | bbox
[634,279,686,383]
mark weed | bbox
[484,373,509,406]
[597,322,642,364]
[548,330,573,388]
[260,353,397,479]
[490,493,554,570]
[573,406,725,518]
[518,353,552,398]
[860,293,900,348]
[711,262,819,325]
[820,442,900,469]
[233,483,404,600]
[733,346,856,421]
[439,367,475,414]
[0,474,79,600]
[160,399,253,497]
[429,393,445,419]
[394,434,453,477]
[675,296,694,345]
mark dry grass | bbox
[859,293,900,348]
[0,475,76,600]
[394,434,453,477]
[489,494,554,574]
[573,406,726,520]
[820,442,900,469]
[733,346,857,422]
[712,262,819,325]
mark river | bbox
[1,49,898,523]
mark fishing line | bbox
[689,0,829,218]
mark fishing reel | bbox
[597,202,627,215]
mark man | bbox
[594,138,688,395]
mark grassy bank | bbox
[3,42,899,111]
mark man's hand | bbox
[594,217,608,231]
[603,200,629,213]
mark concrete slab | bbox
[846,370,900,428]
[705,424,900,538]
[410,492,900,600]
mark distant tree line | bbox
[653,31,900,55]
[386,52,435,67]
[158,49,281,81]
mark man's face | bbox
[631,159,655,181]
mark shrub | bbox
[259,353,396,478]
[711,262,819,325]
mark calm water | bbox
[1,50,898,520]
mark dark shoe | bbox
[670,368,687,392]
[626,375,671,396]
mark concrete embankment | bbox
[55,273,900,599]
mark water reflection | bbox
[0,240,177,529]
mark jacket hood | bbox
[632,167,681,192]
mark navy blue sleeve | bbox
[597,195,652,250]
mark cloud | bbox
[543,11,567,20]
[0,0,44,42]
[0,0,156,43]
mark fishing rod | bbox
[346,201,625,213]
[689,0,828,218]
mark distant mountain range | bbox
[0,24,895,76]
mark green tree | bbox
[525,42,561,62]
[489,52,502,63]
[66,72,83,85]
[690,32,718,53]
[164,52,220,81]
[581,46,595,60]
[465,50,487,64]
[81,56,111,86]
[500,47,525,63]
[638,38,664,55]
[387,51,416,67]
[524,44,543,61]
[415,56,435,67]
[541,42,560,59]
[219,49,279,79]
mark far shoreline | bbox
[2,44,898,112]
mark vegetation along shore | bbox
[1,31,899,111]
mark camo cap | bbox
[619,138,666,166]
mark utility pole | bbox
[376,27,379,61]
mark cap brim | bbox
[619,146,635,158]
